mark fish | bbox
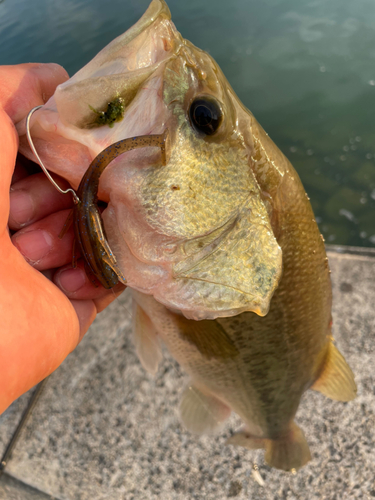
[18,0,356,471]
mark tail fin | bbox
[226,421,311,471]
[264,422,311,471]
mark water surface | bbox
[1,0,374,246]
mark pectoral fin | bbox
[312,342,357,401]
[179,384,231,435]
[132,300,162,375]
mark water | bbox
[1,0,375,247]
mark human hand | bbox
[0,63,125,414]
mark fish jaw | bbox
[18,0,180,188]
[18,0,282,319]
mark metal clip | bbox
[26,106,80,205]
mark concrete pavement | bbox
[1,246,374,499]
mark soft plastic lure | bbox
[60,130,170,288]
[26,105,169,289]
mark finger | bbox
[11,209,74,269]
[0,63,69,123]
[70,299,97,344]
[54,259,126,302]
[0,238,81,413]
[11,156,30,185]
[1,64,68,229]
[9,172,73,230]
[0,109,18,229]
[12,154,43,186]
[94,288,125,313]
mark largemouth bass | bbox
[18,0,356,470]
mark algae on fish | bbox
[89,96,125,128]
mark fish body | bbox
[18,0,356,470]
[131,134,356,470]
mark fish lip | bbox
[172,212,239,277]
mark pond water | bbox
[1,0,375,247]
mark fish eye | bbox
[188,96,223,136]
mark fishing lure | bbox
[26,105,170,288]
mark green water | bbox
[1,0,374,247]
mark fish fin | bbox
[176,318,239,360]
[132,300,162,375]
[179,384,231,435]
[264,422,311,471]
[311,342,357,401]
[226,429,265,450]
[226,423,311,471]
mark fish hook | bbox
[26,105,80,204]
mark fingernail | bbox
[13,230,53,263]
[58,268,86,293]
[9,190,34,226]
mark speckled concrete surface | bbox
[0,474,56,500]
[0,249,374,499]
[0,390,34,458]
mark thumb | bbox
[0,63,69,123]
